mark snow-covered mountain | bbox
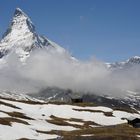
[107,56,140,69]
[0,8,66,61]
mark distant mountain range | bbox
[106,56,140,69]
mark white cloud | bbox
[0,49,139,98]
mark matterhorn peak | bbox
[2,8,35,40]
[14,8,26,17]
[12,8,35,33]
[0,8,66,61]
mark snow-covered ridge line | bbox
[0,91,45,103]
[106,56,140,69]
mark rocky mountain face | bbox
[0,8,66,61]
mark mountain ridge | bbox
[106,56,140,69]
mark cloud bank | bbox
[0,49,140,97]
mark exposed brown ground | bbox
[1,111,34,120]
[73,108,114,117]
[37,124,140,140]
[0,117,29,126]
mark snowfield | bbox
[0,97,139,140]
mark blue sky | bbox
[0,0,140,62]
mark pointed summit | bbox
[12,8,35,33]
[2,8,35,39]
[0,8,41,60]
[14,8,26,17]
[0,8,66,61]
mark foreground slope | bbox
[0,96,139,140]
